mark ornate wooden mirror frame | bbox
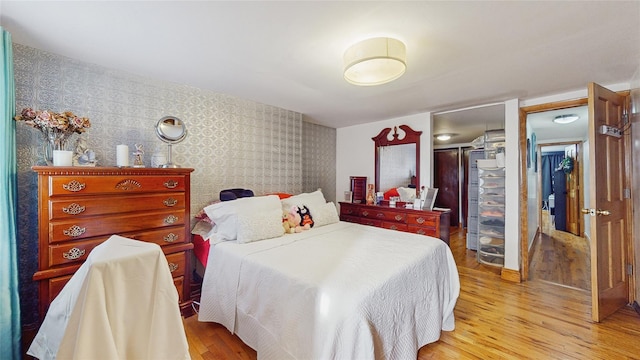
[372,124,422,193]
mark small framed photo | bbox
[344,190,353,202]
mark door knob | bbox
[581,208,610,216]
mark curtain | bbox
[540,151,565,208]
[0,27,21,359]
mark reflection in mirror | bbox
[373,124,422,194]
[379,144,415,190]
[155,116,187,168]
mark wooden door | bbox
[462,148,471,228]
[588,82,629,322]
[433,149,459,226]
[565,144,581,236]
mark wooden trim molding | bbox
[501,268,522,283]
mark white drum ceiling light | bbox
[343,37,407,86]
[553,114,579,124]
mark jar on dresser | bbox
[32,166,195,321]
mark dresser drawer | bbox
[49,175,186,196]
[49,209,186,243]
[49,274,73,305]
[48,271,186,306]
[166,251,186,278]
[49,193,185,220]
[381,221,408,232]
[360,208,406,223]
[129,226,188,247]
[49,237,110,266]
[406,213,438,227]
[340,204,359,217]
[358,218,383,227]
[407,224,437,237]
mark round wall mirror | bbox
[155,116,187,168]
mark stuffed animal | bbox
[296,205,314,229]
[284,206,303,233]
[282,210,294,234]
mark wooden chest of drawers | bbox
[32,166,194,320]
[339,202,450,245]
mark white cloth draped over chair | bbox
[28,235,190,360]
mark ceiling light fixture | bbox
[343,37,406,86]
[435,134,452,141]
[553,114,579,124]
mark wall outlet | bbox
[599,125,622,138]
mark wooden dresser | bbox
[339,202,451,245]
[32,166,194,320]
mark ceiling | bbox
[1,1,639,137]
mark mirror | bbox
[373,124,422,193]
[155,116,187,168]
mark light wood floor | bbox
[184,226,640,360]
[529,210,591,290]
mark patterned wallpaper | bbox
[13,43,336,326]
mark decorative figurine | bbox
[133,143,145,168]
[366,183,375,205]
[73,137,97,166]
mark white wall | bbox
[503,99,520,270]
[335,113,432,205]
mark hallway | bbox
[528,210,591,291]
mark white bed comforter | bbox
[198,221,459,360]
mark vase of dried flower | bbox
[42,130,72,166]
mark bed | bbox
[195,190,460,360]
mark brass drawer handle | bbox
[164,215,178,224]
[390,225,398,230]
[63,225,86,237]
[394,214,403,221]
[416,217,425,224]
[164,180,178,189]
[168,262,179,273]
[62,180,86,192]
[62,203,86,215]
[163,197,178,207]
[377,213,385,218]
[164,233,179,242]
[417,229,426,235]
[63,247,85,260]
[362,211,369,217]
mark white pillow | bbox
[281,188,327,213]
[397,187,416,202]
[204,195,282,242]
[237,207,284,243]
[312,202,340,227]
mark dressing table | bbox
[340,124,450,244]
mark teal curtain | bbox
[0,27,21,359]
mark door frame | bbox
[536,141,584,239]
[519,98,588,281]
[519,94,635,315]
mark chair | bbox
[28,235,190,360]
